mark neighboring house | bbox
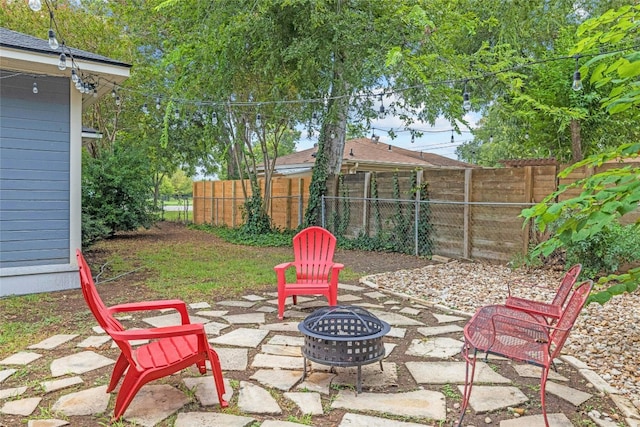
[0,28,130,297]
[258,137,473,178]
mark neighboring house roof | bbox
[266,137,473,176]
[0,28,131,68]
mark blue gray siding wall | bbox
[0,71,70,268]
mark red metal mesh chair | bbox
[459,280,593,427]
[76,250,228,420]
[274,226,344,320]
[505,264,582,323]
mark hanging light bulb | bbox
[572,56,583,91]
[57,53,67,71]
[115,95,121,106]
[28,0,41,11]
[211,111,218,125]
[450,130,455,144]
[462,92,471,112]
[255,113,262,127]
[525,132,530,140]
[111,87,117,97]
[75,78,83,91]
[71,69,79,83]
[32,81,38,94]
[174,108,179,120]
[48,29,59,50]
[312,111,318,121]
[378,94,385,114]
[142,103,149,114]
[92,86,98,98]
[489,134,494,143]
[411,132,415,144]
[155,97,161,110]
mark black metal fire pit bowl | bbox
[298,305,391,393]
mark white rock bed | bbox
[366,261,640,401]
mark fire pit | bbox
[298,305,390,393]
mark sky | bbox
[295,112,480,160]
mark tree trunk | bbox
[570,119,583,162]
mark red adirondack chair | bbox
[274,226,344,320]
[459,280,593,427]
[76,250,228,420]
[505,264,582,323]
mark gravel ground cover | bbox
[365,261,640,407]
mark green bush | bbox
[564,222,640,278]
[81,144,156,246]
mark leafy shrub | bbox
[82,145,156,246]
[564,222,640,278]
[191,224,295,247]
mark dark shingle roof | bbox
[0,27,131,68]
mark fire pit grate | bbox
[298,305,390,392]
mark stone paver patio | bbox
[1,279,639,427]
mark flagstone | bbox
[217,300,258,308]
[256,305,277,313]
[338,283,365,291]
[123,384,189,427]
[456,385,528,413]
[546,381,592,406]
[141,312,209,327]
[41,376,83,393]
[560,355,590,370]
[260,321,300,332]
[384,343,397,358]
[222,312,266,324]
[405,337,464,358]
[368,309,424,326]
[406,361,510,384]
[500,413,573,427]
[27,419,70,427]
[204,321,230,335]
[189,302,210,309]
[417,324,463,337]
[91,325,105,334]
[211,347,248,371]
[0,369,16,383]
[266,296,314,305]
[333,362,398,389]
[297,372,336,394]
[364,291,387,299]
[261,344,302,357]
[52,385,109,416]
[283,309,309,318]
[210,328,268,347]
[298,300,330,309]
[28,334,78,350]
[338,294,363,302]
[243,294,266,301]
[356,303,384,309]
[251,353,305,370]
[0,386,27,399]
[267,334,305,347]
[579,369,619,394]
[237,381,282,415]
[331,389,446,420]
[339,412,430,427]
[76,335,111,348]
[183,377,233,406]
[432,313,465,323]
[196,310,228,317]
[399,307,420,316]
[386,327,406,338]
[174,412,255,427]
[50,351,115,377]
[0,397,41,416]
[250,369,304,391]
[284,391,323,415]
[114,314,133,320]
[383,299,401,305]
[513,364,568,382]
[0,351,42,365]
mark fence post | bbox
[321,196,326,228]
[522,166,534,256]
[363,172,371,235]
[414,171,422,256]
[463,168,472,259]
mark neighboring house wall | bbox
[0,71,78,296]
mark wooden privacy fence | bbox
[192,161,639,262]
